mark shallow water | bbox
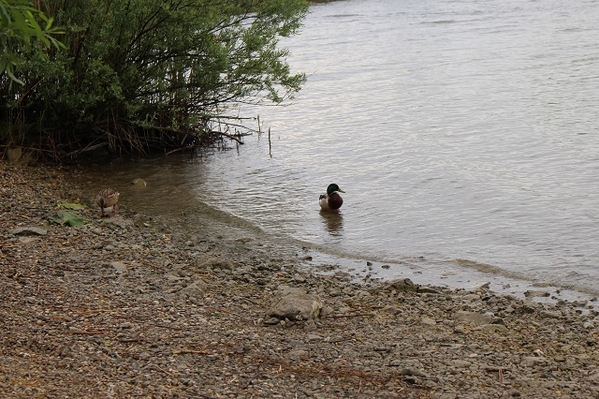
[82,0,599,301]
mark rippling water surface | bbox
[88,0,599,296]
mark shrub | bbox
[0,0,308,161]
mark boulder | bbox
[267,287,323,321]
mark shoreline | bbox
[301,249,599,313]
[2,161,599,398]
[66,151,599,308]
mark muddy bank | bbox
[1,161,599,398]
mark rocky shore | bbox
[1,161,599,399]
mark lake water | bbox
[90,0,599,299]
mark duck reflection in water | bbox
[320,209,344,236]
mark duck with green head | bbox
[319,183,345,211]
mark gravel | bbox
[1,161,599,399]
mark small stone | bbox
[454,311,495,325]
[474,324,508,333]
[110,261,127,273]
[521,356,547,367]
[10,227,47,236]
[583,321,594,329]
[524,290,550,298]
[320,306,334,318]
[178,280,208,297]
[461,293,481,301]
[589,372,599,383]
[418,286,442,294]
[454,326,468,335]
[540,310,561,318]
[401,367,427,377]
[306,334,322,342]
[262,317,280,325]
[451,359,471,368]
[287,349,308,361]
[403,376,419,385]
[476,282,491,291]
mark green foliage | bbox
[58,201,88,210]
[0,0,65,84]
[53,210,87,227]
[0,0,309,160]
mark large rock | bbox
[376,278,418,293]
[266,286,323,321]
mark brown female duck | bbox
[96,188,120,217]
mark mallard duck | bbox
[95,188,120,217]
[319,183,345,211]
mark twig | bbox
[257,114,261,135]
[66,142,108,157]
[326,313,371,318]
[173,349,212,355]
[71,329,106,335]
[267,127,272,158]
[210,130,247,144]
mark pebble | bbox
[3,163,599,399]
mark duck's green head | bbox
[327,183,345,195]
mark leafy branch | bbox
[0,0,65,84]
